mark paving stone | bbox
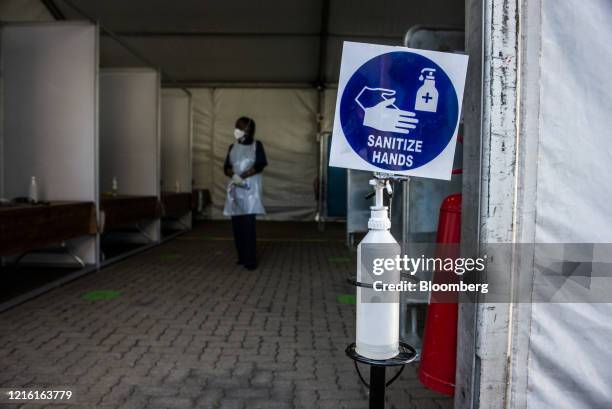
[436,398,454,409]
[251,371,274,387]
[195,388,224,408]
[225,388,270,399]
[411,398,445,409]
[245,399,294,409]
[148,396,194,408]
[219,397,246,409]
[116,393,148,409]
[137,385,177,398]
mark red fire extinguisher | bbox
[418,193,461,396]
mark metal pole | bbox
[369,366,386,409]
[401,177,410,253]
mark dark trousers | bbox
[231,214,257,267]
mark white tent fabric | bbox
[191,89,215,192]
[191,88,320,220]
[525,1,612,408]
[0,0,53,22]
[161,89,192,193]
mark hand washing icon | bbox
[355,68,439,135]
[355,87,419,135]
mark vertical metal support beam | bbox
[458,0,522,408]
[314,0,330,228]
[316,0,330,87]
[41,0,66,20]
[455,1,485,407]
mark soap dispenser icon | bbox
[414,68,439,113]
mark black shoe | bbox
[244,264,257,271]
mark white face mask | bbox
[234,128,245,140]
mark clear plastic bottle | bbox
[111,177,118,196]
[356,179,400,360]
[28,176,38,204]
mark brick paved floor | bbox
[0,222,452,409]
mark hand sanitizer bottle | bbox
[28,176,39,204]
[415,68,439,113]
[111,177,118,196]
[356,178,400,360]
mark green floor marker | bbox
[337,294,356,305]
[83,290,122,301]
[329,256,351,263]
[160,253,181,260]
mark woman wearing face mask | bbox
[223,116,267,270]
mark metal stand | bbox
[369,365,386,408]
[346,173,418,409]
[345,342,417,409]
[15,241,85,267]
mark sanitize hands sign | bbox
[330,42,468,180]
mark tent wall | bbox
[190,88,319,221]
[191,89,215,193]
[161,89,192,193]
[99,68,161,241]
[524,0,612,407]
[459,0,612,408]
[0,0,54,22]
[99,68,160,197]
[0,22,98,264]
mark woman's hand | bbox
[240,166,257,179]
[232,174,244,185]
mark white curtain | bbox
[190,87,322,220]
[525,1,612,408]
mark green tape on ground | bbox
[160,253,181,260]
[83,290,122,301]
[337,294,356,305]
[329,256,351,263]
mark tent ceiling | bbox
[51,0,464,84]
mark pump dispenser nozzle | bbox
[419,68,436,81]
[368,179,391,230]
[370,179,384,208]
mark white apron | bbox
[223,142,266,216]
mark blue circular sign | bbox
[340,51,458,171]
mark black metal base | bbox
[345,342,417,409]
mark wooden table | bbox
[100,195,161,233]
[0,201,96,256]
[161,192,193,219]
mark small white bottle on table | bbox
[111,177,118,196]
[28,176,38,204]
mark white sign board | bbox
[330,42,468,180]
